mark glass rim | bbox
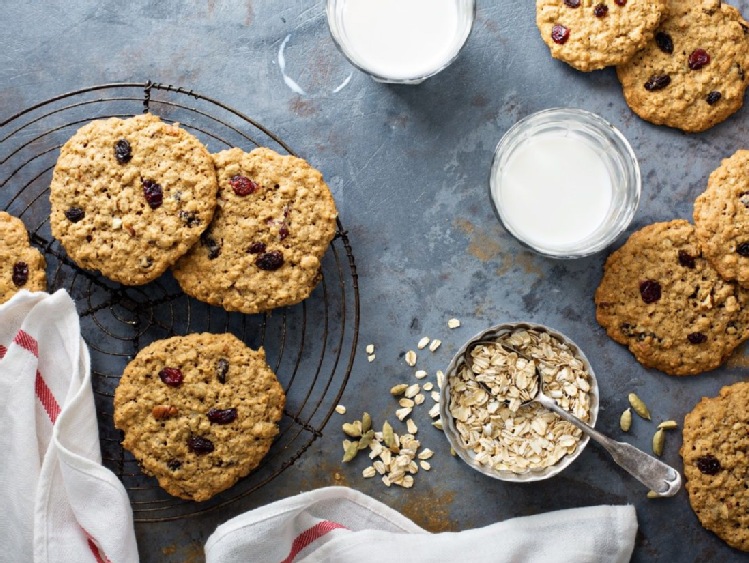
[489,107,641,259]
[325,0,476,84]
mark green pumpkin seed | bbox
[620,408,632,432]
[628,393,651,420]
[658,420,678,430]
[358,429,375,450]
[652,428,665,457]
[361,412,372,433]
[342,440,359,462]
[383,421,395,449]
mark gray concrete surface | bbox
[2,1,749,561]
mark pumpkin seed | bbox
[628,392,651,420]
[620,408,632,432]
[342,440,359,462]
[658,420,678,430]
[361,412,372,433]
[358,429,375,450]
[652,428,665,457]
[383,421,396,449]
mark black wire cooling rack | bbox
[0,81,360,522]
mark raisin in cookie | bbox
[595,220,749,375]
[694,150,749,287]
[616,0,749,132]
[536,0,668,72]
[113,333,285,502]
[681,381,749,552]
[0,212,47,304]
[172,147,338,314]
[50,114,217,285]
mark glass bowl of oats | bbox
[440,322,599,482]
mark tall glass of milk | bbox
[490,108,641,259]
[326,0,475,84]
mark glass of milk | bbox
[489,108,641,259]
[326,0,475,84]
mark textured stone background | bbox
[2,1,749,561]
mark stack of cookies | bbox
[595,152,749,552]
[537,0,749,132]
[48,114,341,501]
[50,113,339,314]
[596,150,749,377]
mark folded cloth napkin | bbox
[205,486,637,563]
[0,290,138,563]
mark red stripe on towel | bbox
[82,528,112,563]
[14,329,39,357]
[0,344,6,358]
[280,521,348,563]
[35,370,61,423]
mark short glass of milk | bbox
[489,108,641,259]
[326,0,475,84]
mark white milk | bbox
[339,0,461,79]
[493,134,613,250]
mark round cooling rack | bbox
[0,82,360,522]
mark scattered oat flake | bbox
[405,383,421,398]
[407,419,418,434]
[432,419,443,430]
[367,354,376,362]
[399,398,415,408]
[418,448,434,460]
[429,339,442,352]
[366,344,375,354]
[396,407,412,421]
[415,370,428,379]
[414,393,426,405]
[363,466,376,478]
[417,337,430,350]
[423,381,434,391]
[405,350,417,367]
[431,391,440,402]
[420,461,431,471]
[428,403,441,418]
[436,370,445,388]
[448,318,461,329]
[335,404,346,415]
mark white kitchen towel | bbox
[0,290,138,563]
[205,486,637,563]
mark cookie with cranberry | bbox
[617,0,749,132]
[595,220,749,376]
[536,0,668,72]
[694,151,749,287]
[113,333,285,502]
[0,212,47,304]
[172,147,338,314]
[49,113,217,285]
[681,381,749,551]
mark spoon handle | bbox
[536,394,681,496]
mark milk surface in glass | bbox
[494,134,613,250]
[340,0,461,80]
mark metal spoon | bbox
[464,340,682,497]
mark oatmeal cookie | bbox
[113,333,285,502]
[49,113,218,285]
[616,0,749,132]
[681,381,749,551]
[0,211,46,303]
[536,0,668,72]
[595,220,749,375]
[694,150,749,287]
[172,147,338,314]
